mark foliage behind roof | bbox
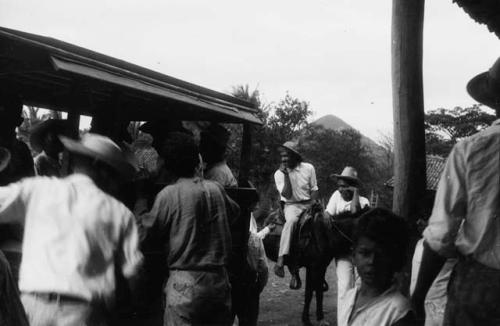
[386,155,446,191]
[0,26,262,124]
[454,0,500,38]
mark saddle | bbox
[289,202,324,267]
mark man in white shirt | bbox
[412,57,500,325]
[274,140,318,289]
[325,166,370,317]
[0,133,143,326]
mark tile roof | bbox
[385,155,446,191]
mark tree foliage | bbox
[425,105,496,156]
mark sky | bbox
[1,0,500,142]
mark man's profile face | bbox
[279,149,298,169]
[338,179,354,201]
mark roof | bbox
[454,0,500,38]
[386,155,446,191]
[0,26,262,125]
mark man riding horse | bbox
[273,140,318,289]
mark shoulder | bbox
[359,196,370,206]
[383,289,412,316]
[299,162,315,171]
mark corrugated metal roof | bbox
[386,155,446,191]
[0,26,262,124]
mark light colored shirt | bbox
[274,162,318,202]
[205,161,238,188]
[423,119,500,269]
[148,178,239,270]
[325,190,370,216]
[338,285,411,326]
[0,174,143,301]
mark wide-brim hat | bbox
[139,119,188,136]
[60,133,136,179]
[279,140,302,158]
[330,166,361,186]
[0,147,11,172]
[29,119,68,152]
[467,57,500,109]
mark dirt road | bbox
[258,260,338,326]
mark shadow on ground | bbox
[258,260,338,326]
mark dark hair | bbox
[161,132,199,177]
[354,208,409,272]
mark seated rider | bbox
[273,140,318,290]
[337,208,415,326]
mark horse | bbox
[260,203,368,326]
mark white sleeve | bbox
[325,191,338,216]
[274,170,284,193]
[309,165,318,192]
[119,213,144,278]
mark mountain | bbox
[312,114,385,159]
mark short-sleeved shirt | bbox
[325,190,370,216]
[148,177,240,270]
[338,285,411,326]
[0,174,143,302]
[424,119,500,269]
[274,162,318,202]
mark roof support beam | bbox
[391,0,427,223]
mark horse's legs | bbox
[315,264,328,322]
[302,267,313,326]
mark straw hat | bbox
[29,119,68,152]
[0,147,11,172]
[467,57,500,109]
[279,140,302,158]
[59,133,136,179]
[331,166,361,186]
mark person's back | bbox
[0,174,141,303]
[153,178,234,269]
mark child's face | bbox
[353,236,394,289]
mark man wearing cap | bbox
[0,133,143,326]
[412,57,500,324]
[274,140,318,288]
[325,166,370,312]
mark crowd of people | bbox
[0,55,498,326]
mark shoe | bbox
[289,274,302,290]
[274,264,285,278]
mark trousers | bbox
[164,269,232,326]
[278,203,309,257]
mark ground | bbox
[258,260,338,326]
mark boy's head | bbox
[352,208,409,289]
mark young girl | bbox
[337,208,415,326]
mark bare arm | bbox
[349,187,361,214]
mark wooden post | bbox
[391,0,427,223]
[238,123,253,187]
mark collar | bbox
[68,173,97,186]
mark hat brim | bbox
[330,174,361,186]
[29,120,68,153]
[60,136,135,179]
[279,144,302,158]
[467,72,499,109]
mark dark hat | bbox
[201,123,230,147]
[279,140,302,159]
[330,166,361,186]
[29,119,68,152]
[467,57,500,109]
[139,119,188,136]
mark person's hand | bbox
[267,223,276,231]
[279,163,288,174]
[347,185,358,192]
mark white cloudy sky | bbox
[1,0,500,141]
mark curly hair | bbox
[161,132,199,178]
[354,207,410,272]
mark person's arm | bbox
[118,212,144,296]
[410,241,446,320]
[309,164,319,201]
[0,182,26,224]
[349,186,361,213]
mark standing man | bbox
[274,140,318,289]
[0,133,143,326]
[30,119,67,177]
[146,132,239,325]
[412,57,500,325]
[324,166,370,316]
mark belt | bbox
[24,292,89,304]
